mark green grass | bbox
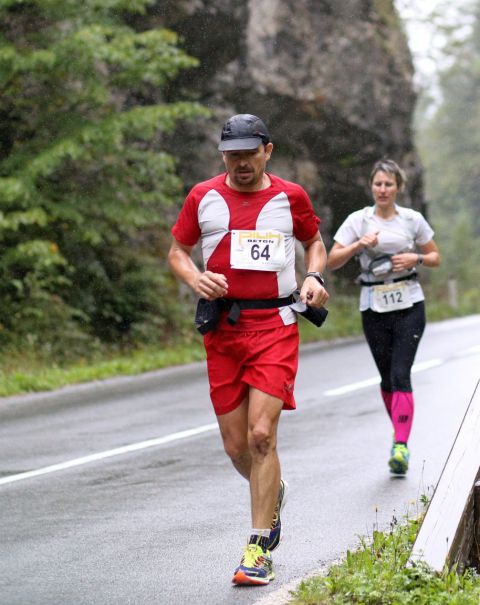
[291,505,480,605]
[0,341,206,398]
[297,295,363,344]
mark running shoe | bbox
[267,478,289,551]
[389,442,410,475]
[232,544,275,586]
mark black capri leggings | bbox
[361,301,426,392]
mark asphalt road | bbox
[0,315,479,605]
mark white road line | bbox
[324,357,444,396]
[463,344,480,355]
[324,376,380,396]
[2,347,475,487]
[0,423,218,486]
[411,358,443,373]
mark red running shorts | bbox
[203,323,299,416]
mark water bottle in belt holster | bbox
[194,298,221,335]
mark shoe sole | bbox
[232,570,275,586]
[279,479,289,515]
[268,479,289,551]
[389,457,408,474]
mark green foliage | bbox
[416,1,480,305]
[0,0,209,354]
[298,294,363,343]
[292,508,480,605]
[0,337,206,397]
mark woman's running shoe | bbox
[267,479,289,551]
[232,544,275,586]
[389,442,410,475]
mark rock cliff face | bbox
[153,0,422,245]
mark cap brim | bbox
[218,137,263,151]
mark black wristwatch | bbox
[305,272,325,286]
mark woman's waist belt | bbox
[359,273,418,287]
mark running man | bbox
[168,114,329,585]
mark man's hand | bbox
[300,276,329,308]
[194,271,228,300]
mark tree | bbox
[422,1,480,221]
[0,0,208,356]
[415,0,480,303]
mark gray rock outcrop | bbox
[153,0,422,247]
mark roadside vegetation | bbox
[0,0,209,373]
[1,295,361,397]
[0,0,478,399]
[1,286,478,397]
[290,498,480,605]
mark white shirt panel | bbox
[198,189,230,266]
[257,191,297,323]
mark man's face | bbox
[222,143,273,191]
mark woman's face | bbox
[371,170,398,208]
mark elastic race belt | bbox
[194,293,327,334]
[359,273,418,287]
[220,295,296,325]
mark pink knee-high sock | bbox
[391,391,414,443]
[381,389,393,418]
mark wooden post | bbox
[472,481,480,569]
[447,277,458,309]
[410,380,480,572]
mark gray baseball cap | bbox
[218,114,271,151]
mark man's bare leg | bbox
[226,388,283,586]
[247,387,283,529]
[216,389,283,527]
[216,397,251,479]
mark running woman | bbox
[168,114,329,584]
[327,159,440,474]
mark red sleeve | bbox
[290,185,320,241]
[171,188,201,246]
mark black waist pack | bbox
[368,254,393,277]
[297,304,328,327]
[194,295,296,334]
[290,290,328,327]
[194,293,328,334]
[194,298,221,335]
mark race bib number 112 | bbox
[230,229,286,271]
[371,282,413,313]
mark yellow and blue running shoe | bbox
[267,479,288,551]
[232,543,275,586]
[389,442,410,475]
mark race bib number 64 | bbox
[230,229,286,271]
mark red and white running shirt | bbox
[171,173,320,330]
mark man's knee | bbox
[248,425,275,458]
